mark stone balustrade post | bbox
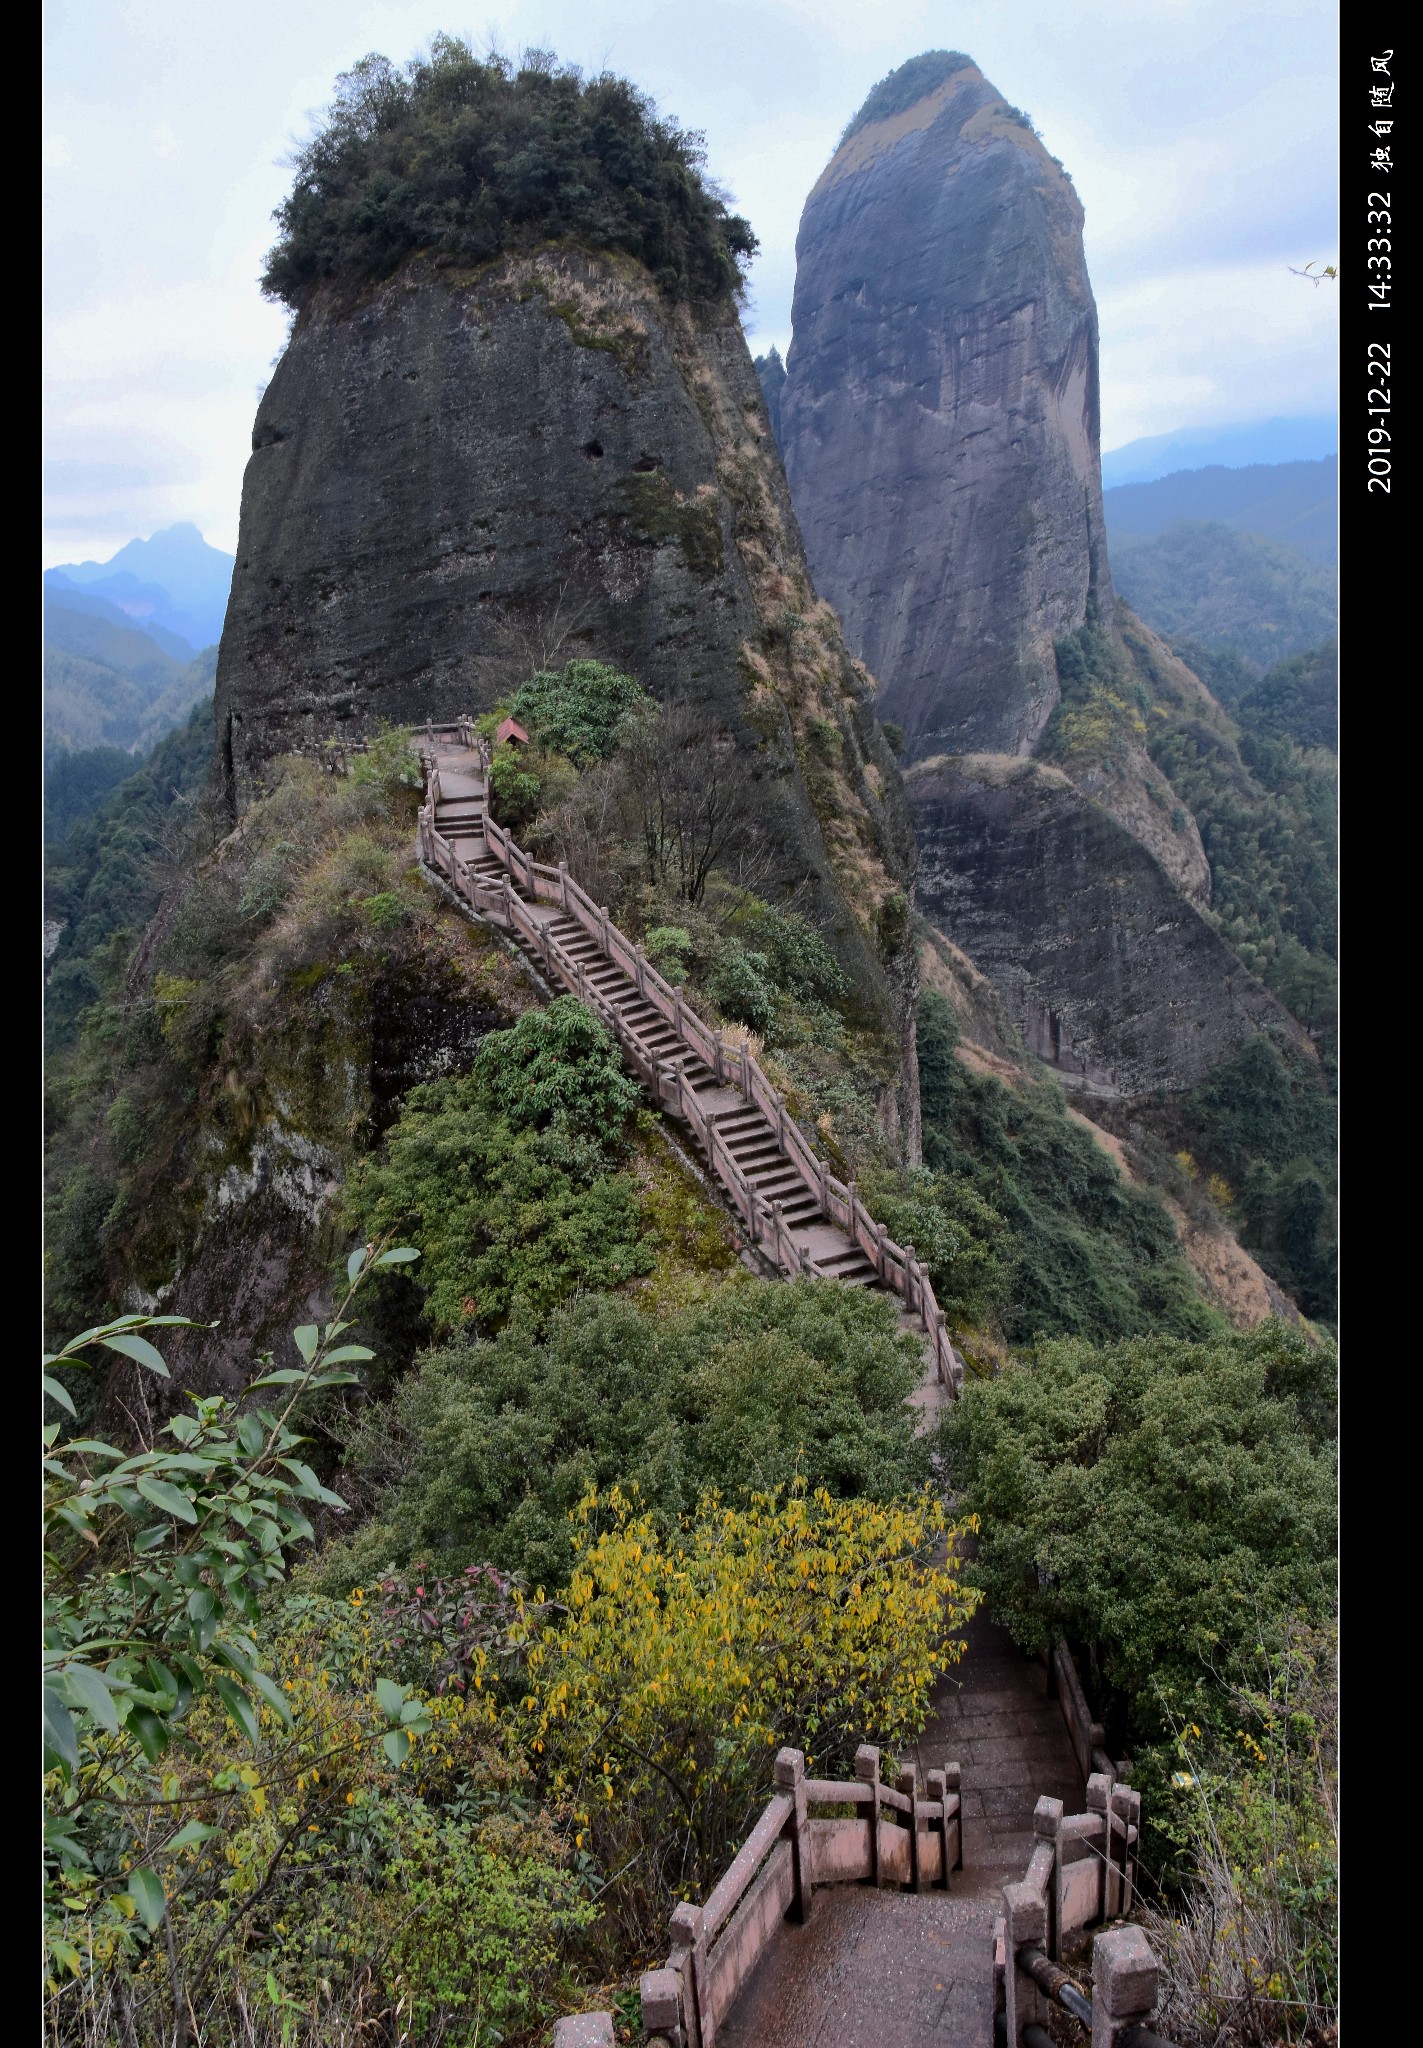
[1033,1795,1063,1958]
[552,2017,614,2048]
[926,1769,948,1887]
[1002,1879,1050,2045]
[559,860,569,910]
[639,1965,685,2048]
[1090,1926,1159,2048]
[774,1746,814,1923]
[944,1761,963,1870]
[854,1745,884,1887]
[1085,1774,1111,1922]
[668,1902,710,2048]
[713,1029,725,1083]
[898,1762,924,1892]
[1115,1786,1141,1914]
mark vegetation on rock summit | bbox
[263,39,758,311]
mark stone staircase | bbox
[418,726,951,1346]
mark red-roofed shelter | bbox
[495,717,531,747]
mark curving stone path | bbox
[715,1612,1083,2047]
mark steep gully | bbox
[408,726,1126,2044]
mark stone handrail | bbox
[554,1751,1173,2048]
[631,1742,963,2048]
[999,1776,1166,2047]
[419,727,963,1394]
[1050,1634,1131,1785]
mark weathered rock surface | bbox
[908,753,1302,1097]
[215,249,921,1119]
[779,55,1112,762]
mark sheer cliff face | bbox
[908,754,1298,1097]
[214,249,921,1135]
[779,62,1112,761]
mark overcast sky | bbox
[43,0,1339,565]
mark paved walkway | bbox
[715,1609,1083,2046]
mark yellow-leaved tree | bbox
[522,1482,979,1951]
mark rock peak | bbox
[782,51,1110,760]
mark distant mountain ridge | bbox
[1101,415,1337,487]
[1105,458,1337,565]
[46,523,235,651]
[44,523,233,756]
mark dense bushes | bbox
[1149,674,1337,1037]
[945,1313,1338,2034]
[509,658,649,763]
[42,732,511,1348]
[916,994,1219,1344]
[1166,1034,1337,1322]
[263,41,757,311]
[945,1319,1335,1764]
[45,1286,973,2039]
[345,998,650,1338]
[333,1278,932,1591]
[839,51,974,143]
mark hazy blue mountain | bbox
[1100,415,1337,488]
[1105,458,1337,565]
[44,598,186,676]
[44,569,204,655]
[48,523,234,648]
[44,581,198,662]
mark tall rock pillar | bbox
[780,52,1113,761]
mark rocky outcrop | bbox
[779,53,1112,762]
[214,247,922,1134]
[754,346,786,453]
[908,752,1302,1097]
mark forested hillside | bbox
[1109,522,1337,676]
[1105,456,1337,563]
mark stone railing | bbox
[997,1778,1178,2047]
[553,1750,1177,2048]
[1050,1636,1131,1785]
[418,729,963,1394]
[553,1742,962,2048]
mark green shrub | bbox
[642,924,692,983]
[731,899,848,1007]
[337,1278,933,1591]
[263,42,757,310]
[487,744,546,828]
[839,51,974,144]
[346,998,650,1336]
[511,659,652,764]
[705,943,776,1033]
[945,1320,1336,1770]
